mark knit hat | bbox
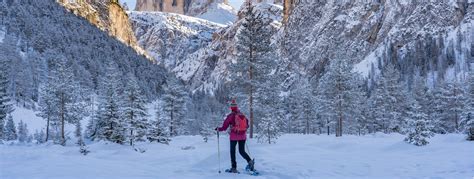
[230,99,238,111]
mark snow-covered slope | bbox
[128,11,223,70]
[197,2,237,25]
[2,134,473,178]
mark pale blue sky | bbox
[119,0,244,11]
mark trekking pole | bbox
[217,130,221,173]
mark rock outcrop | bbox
[57,0,148,57]
[135,0,228,16]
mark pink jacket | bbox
[218,110,248,141]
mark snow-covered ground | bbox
[1,134,473,178]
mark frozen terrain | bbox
[1,134,473,178]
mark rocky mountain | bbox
[134,0,472,95]
[135,0,237,24]
[57,0,148,57]
[171,2,283,93]
[128,11,224,70]
[283,0,473,86]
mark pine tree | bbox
[34,129,46,144]
[93,62,125,144]
[0,58,13,140]
[227,2,274,138]
[199,121,214,143]
[369,64,406,133]
[461,71,474,141]
[404,101,434,146]
[257,115,281,144]
[147,106,170,144]
[17,120,29,143]
[162,77,187,137]
[4,115,17,141]
[123,74,149,146]
[75,120,84,146]
[37,77,57,142]
[318,59,364,137]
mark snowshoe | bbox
[225,168,239,173]
[246,159,255,171]
[245,159,260,176]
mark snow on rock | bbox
[284,0,473,86]
[1,134,473,178]
[176,2,283,94]
[128,11,223,70]
[197,2,237,25]
[0,26,5,43]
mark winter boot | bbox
[246,159,255,171]
[225,167,239,173]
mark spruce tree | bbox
[199,121,214,143]
[162,77,187,137]
[227,2,273,138]
[404,101,434,146]
[17,120,28,143]
[258,115,281,144]
[123,74,149,146]
[461,71,474,141]
[147,105,170,144]
[0,58,13,140]
[94,62,125,144]
[34,129,46,144]
[4,115,17,141]
[318,59,364,137]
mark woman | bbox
[215,99,254,173]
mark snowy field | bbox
[1,134,473,179]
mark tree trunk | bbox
[60,94,65,145]
[327,125,330,135]
[249,45,254,139]
[45,116,50,141]
[130,129,133,146]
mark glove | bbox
[215,127,219,131]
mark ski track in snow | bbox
[1,134,473,179]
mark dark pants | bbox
[230,140,251,168]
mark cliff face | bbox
[57,0,148,56]
[128,11,223,70]
[283,0,473,84]
[135,0,230,16]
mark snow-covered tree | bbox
[227,2,274,138]
[431,80,465,134]
[123,74,149,146]
[369,64,407,133]
[461,71,474,141]
[147,106,170,144]
[36,73,57,142]
[317,59,365,137]
[0,58,13,140]
[4,115,17,141]
[199,121,214,143]
[162,77,187,137]
[257,115,281,144]
[93,62,125,144]
[34,129,46,144]
[404,101,434,146]
[17,120,29,143]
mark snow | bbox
[197,2,237,25]
[0,26,5,43]
[353,45,384,77]
[10,107,46,133]
[1,134,473,178]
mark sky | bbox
[119,0,244,11]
